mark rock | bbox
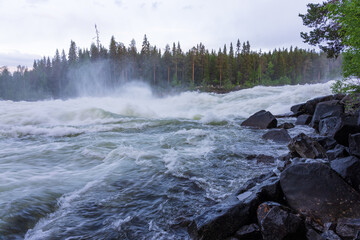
[336,218,360,239]
[274,113,296,118]
[235,172,276,195]
[288,133,327,159]
[188,175,283,240]
[278,122,295,129]
[241,110,277,129]
[326,144,349,161]
[318,117,340,137]
[330,156,360,192]
[349,133,360,158]
[262,129,291,143]
[321,230,342,240]
[303,94,345,116]
[296,114,312,125]
[280,163,360,225]
[234,223,262,240]
[245,154,275,164]
[310,100,344,130]
[316,137,338,151]
[333,115,360,146]
[291,103,306,116]
[257,201,305,240]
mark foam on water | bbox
[1,81,336,239]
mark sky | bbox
[0,0,323,69]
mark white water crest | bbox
[0,81,334,239]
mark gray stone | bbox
[262,129,291,143]
[296,114,312,125]
[331,156,360,192]
[310,100,344,130]
[326,144,349,160]
[288,133,327,159]
[241,110,277,129]
[334,115,360,146]
[318,117,340,137]
[336,218,360,240]
[280,163,360,225]
[234,223,262,240]
[349,133,360,158]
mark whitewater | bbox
[0,82,333,239]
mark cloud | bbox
[0,51,41,68]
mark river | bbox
[0,82,332,239]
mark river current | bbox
[0,82,333,239]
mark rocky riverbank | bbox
[187,94,360,240]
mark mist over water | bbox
[0,82,333,239]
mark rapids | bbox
[0,82,333,239]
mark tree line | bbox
[0,35,342,100]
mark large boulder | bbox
[310,100,344,130]
[288,133,327,159]
[291,103,306,116]
[303,94,345,116]
[262,129,291,143]
[188,175,282,240]
[241,110,277,129]
[333,115,360,146]
[318,117,340,137]
[280,163,360,225]
[349,133,360,158]
[257,201,304,240]
[278,122,295,129]
[330,156,360,192]
[296,114,312,125]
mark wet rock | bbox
[336,218,360,239]
[303,94,345,116]
[288,133,327,159]
[316,137,338,151]
[349,133,360,158]
[280,163,360,225]
[291,103,306,116]
[262,129,291,143]
[318,117,340,137]
[241,110,277,129]
[326,144,349,160]
[333,115,360,146]
[245,154,275,164]
[310,100,344,131]
[278,122,295,129]
[321,230,342,240]
[296,114,312,125]
[235,172,276,195]
[257,201,305,240]
[188,175,283,240]
[234,223,262,240]
[330,156,360,192]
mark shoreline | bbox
[187,93,360,240]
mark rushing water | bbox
[0,82,333,240]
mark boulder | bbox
[310,100,344,130]
[280,163,360,225]
[326,144,349,161]
[303,94,345,116]
[257,201,305,240]
[316,137,338,151]
[262,129,291,143]
[336,218,360,240]
[306,228,341,240]
[188,175,282,240]
[318,117,340,137]
[288,133,327,159]
[330,156,360,192]
[245,154,275,164]
[334,115,360,146]
[349,133,360,158]
[241,110,277,129]
[278,122,295,129]
[291,103,305,116]
[234,223,262,240]
[296,114,312,125]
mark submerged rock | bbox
[262,129,291,143]
[241,110,277,129]
[280,163,360,225]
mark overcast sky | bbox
[0,0,322,68]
